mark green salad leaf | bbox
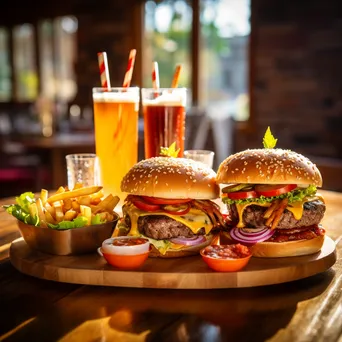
[4,203,39,226]
[48,216,88,230]
[222,185,317,206]
[91,213,106,225]
[4,192,39,226]
[263,126,277,149]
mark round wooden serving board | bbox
[10,236,336,289]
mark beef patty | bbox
[230,200,325,229]
[124,215,205,240]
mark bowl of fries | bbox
[4,184,120,255]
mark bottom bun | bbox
[149,235,213,258]
[251,234,325,258]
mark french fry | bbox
[53,201,64,223]
[63,198,72,211]
[271,198,288,230]
[96,194,114,210]
[40,189,48,205]
[91,189,104,200]
[64,210,77,221]
[71,200,81,213]
[263,200,280,219]
[79,196,91,206]
[90,198,101,205]
[56,186,65,194]
[106,196,120,212]
[44,203,56,220]
[80,205,92,225]
[36,198,47,228]
[45,210,56,224]
[47,186,103,204]
[29,203,39,220]
[73,183,84,190]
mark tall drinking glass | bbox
[92,87,139,198]
[142,88,187,158]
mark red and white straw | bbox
[152,61,160,90]
[122,49,136,88]
[171,64,182,88]
[97,52,111,89]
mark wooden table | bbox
[0,190,341,342]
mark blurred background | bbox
[0,0,341,197]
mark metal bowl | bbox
[16,213,119,256]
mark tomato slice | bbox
[255,184,297,197]
[131,198,161,212]
[227,190,258,200]
[142,196,191,205]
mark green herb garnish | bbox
[160,142,180,157]
[263,126,277,149]
[222,185,317,206]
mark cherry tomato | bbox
[131,198,160,212]
[227,190,258,200]
[142,196,191,205]
[255,184,297,197]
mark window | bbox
[144,0,250,120]
[38,16,78,101]
[1,16,77,103]
[13,24,38,101]
[0,28,11,102]
[200,0,250,121]
[143,1,192,90]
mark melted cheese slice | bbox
[233,195,324,228]
[123,203,214,237]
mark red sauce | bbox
[202,244,251,259]
[112,238,148,247]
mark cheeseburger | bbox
[216,133,325,258]
[118,157,224,258]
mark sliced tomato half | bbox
[142,196,191,205]
[255,184,297,197]
[227,190,258,200]
[131,198,161,212]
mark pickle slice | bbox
[221,184,252,193]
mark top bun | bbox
[121,157,220,199]
[216,149,322,187]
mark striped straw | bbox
[122,49,137,88]
[152,61,160,90]
[171,64,182,88]
[97,52,111,89]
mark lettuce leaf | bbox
[91,213,106,225]
[4,204,39,226]
[48,216,88,230]
[222,185,317,205]
[15,192,36,213]
[4,192,39,226]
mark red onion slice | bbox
[229,227,275,246]
[170,235,206,246]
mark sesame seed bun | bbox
[121,157,220,199]
[221,231,325,258]
[216,149,322,187]
[251,234,325,257]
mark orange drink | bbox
[92,87,139,199]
